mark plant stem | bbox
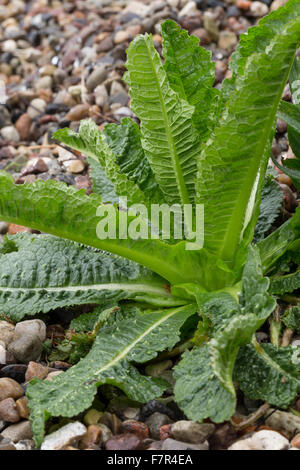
[281,328,294,347]
[269,308,281,347]
[230,403,271,430]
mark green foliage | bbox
[26,304,196,446]
[282,306,300,331]
[0,2,298,446]
[270,269,300,295]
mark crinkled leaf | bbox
[234,342,300,408]
[88,156,118,203]
[124,33,202,206]
[27,304,196,446]
[196,8,300,268]
[0,233,173,321]
[161,19,221,142]
[253,176,283,242]
[70,304,118,333]
[283,306,300,331]
[270,269,300,295]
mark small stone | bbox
[162,438,209,451]
[0,397,20,423]
[291,433,300,449]
[8,224,31,235]
[0,126,20,143]
[1,420,33,443]
[122,407,140,420]
[228,430,289,450]
[15,396,29,419]
[46,370,63,381]
[179,1,198,17]
[41,422,87,450]
[0,321,15,347]
[0,378,24,401]
[0,222,8,234]
[66,104,90,121]
[271,0,288,10]
[8,335,43,363]
[94,85,109,108]
[97,423,113,443]
[192,28,211,45]
[171,421,215,444]
[105,433,144,450]
[15,319,46,343]
[266,410,300,440]
[27,98,47,119]
[86,66,108,92]
[97,36,114,53]
[79,425,102,449]
[0,364,27,383]
[35,76,53,91]
[145,360,172,378]
[64,159,85,174]
[75,175,91,193]
[21,157,49,176]
[0,344,6,364]
[25,362,49,382]
[203,13,219,41]
[145,412,173,440]
[15,439,35,450]
[276,118,288,134]
[209,423,238,450]
[218,31,237,51]
[14,114,32,141]
[236,0,252,10]
[277,173,292,187]
[114,30,131,44]
[250,1,269,16]
[122,420,149,440]
[0,436,16,450]
[83,409,102,426]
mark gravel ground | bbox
[0,0,299,451]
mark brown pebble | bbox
[15,113,32,141]
[291,433,300,449]
[21,158,48,176]
[65,104,90,121]
[105,433,144,451]
[66,159,85,174]
[0,397,20,423]
[0,377,24,401]
[25,361,49,382]
[8,224,31,235]
[121,420,149,440]
[16,396,30,419]
[236,0,252,10]
[79,425,102,449]
[160,423,172,440]
[75,175,91,194]
[277,173,293,187]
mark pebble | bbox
[8,224,31,235]
[218,31,237,51]
[250,1,269,16]
[0,436,16,450]
[0,397,20,423]
[145,412,173,440]
[14,113,32,141]
[79,424,102,449]
[114,30,131,44]
[25,361,49,382]
[171,421,215,444]
[0,321,15,347]
[21,157,49,175]
[0,125,20,143]
[27,98,47,119]
[41,422,87,450]
[15,396,30,419]
[35,75,53,91]
[94,84,109,108]
[86,66,108,92]
[0,222,9,234]
[64,159,86,174]
[0,364,27,383]
[105,433,144,450]
[179,1,198,17]
[266,410,300,440]
[162,438,209,450]
[15,439,35,450]
[228,430,289,450]
[271,0,288,10]
[83,408,102,426]
[15,319,47,343]
[46,370,63,381]
[121,420,149,440]
[65,104,90,121]
[1,420,33,443]
[0,344,6,364]
[8,334,43,363]
[0,378,24,401]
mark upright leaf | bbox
[196,7,300,268]
[161,20,221,142]
[125,34,202,206]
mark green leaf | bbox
[0,171,216,286]
[161,19,221,142]
[258,204,300,273]
[253,176,283,242]
[54,120,149,207]
[26,304,196,446]
[283,306,300,331]
[278,100,300,132]
[196,8,300,267]
[0,233,175,321]
[124,33,202,206]
[88,157,118,203]
[102,118,163,203]
[70,304,118,333]
[234,341,300,408]
[270,269,300,295]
